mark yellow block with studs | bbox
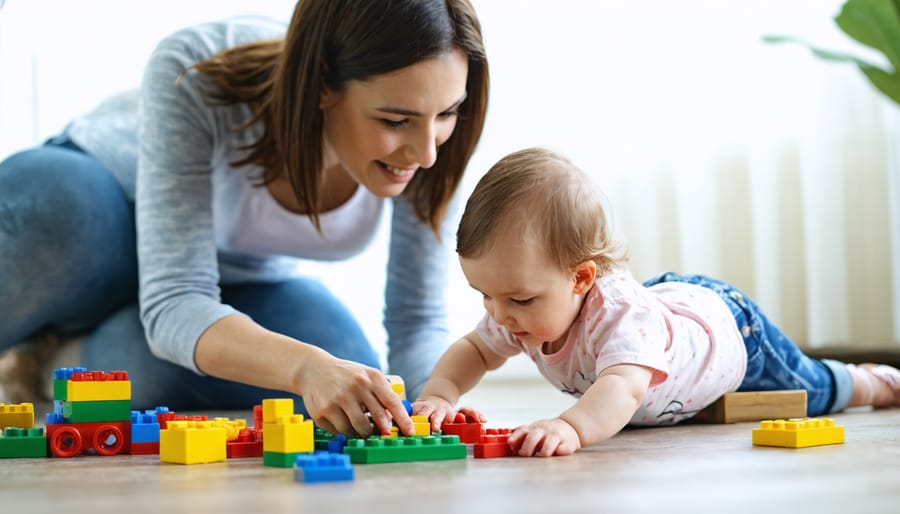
[160,420,227,464]
[262,399,295,424]
[0,403,35,429]
[263,414,314,454]
[752,417,844,448]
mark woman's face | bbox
[319,48,469,198]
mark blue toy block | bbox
[130,410,162,443]
[294,451,354,483]
[327,433,348,454]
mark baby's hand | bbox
[412,398,486,433]
[507,418,581,457]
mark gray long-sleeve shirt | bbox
[65,17,454,397]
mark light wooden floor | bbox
[2,379,899,514]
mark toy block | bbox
[410,415,431,436]
[294,452,354,483]
[130,442,160,455]
[63,399,131,423]
[263,414,314,454]
[343,435,466,464]
[752,417,844,448]
[327,434,348,454]
[53,367,88,401]
[131,410,162,443]
[262,399,295,424]
[0,403,35,428]
[440,412,485,443]
[474,429,514,458]
[226,427,263,458]
[264,451,303,467]
[0,427,46,458]
[160,420,227,464]
[212,417,247,441]
[46,421,131,457]
[387,375,406,400]
[253,404,263,429]
[695,390,807,423]
[157,412,207,429]
[66,370,131,402]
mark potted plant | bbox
[764,0,900,105]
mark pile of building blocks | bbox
[751,417,845,448]
[0,403,45,458]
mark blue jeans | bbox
[0,141,380,411]
[643,272,854,416]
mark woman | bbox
[0,0,488,438]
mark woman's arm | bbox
[383,194,458,399]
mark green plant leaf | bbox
[835,0,900,70]
[860,64,900,103]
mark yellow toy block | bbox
[67,380,131,402]
[160,420,227,464]
[751,417,845,448]
[212,418,247,441]
[263,414,314,454]
[0,403,35,428]
[411,415,431,436]
[262,399,295,424]
[387,375,406,400]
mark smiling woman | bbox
[0,0,489,438]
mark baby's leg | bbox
[847,363,900,408]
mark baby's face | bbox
[460,232,588,351]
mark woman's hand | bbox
[299,354,413,438]
[507,417,582,457]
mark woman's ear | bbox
[572,260,597,294]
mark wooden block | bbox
[693,390,807,423]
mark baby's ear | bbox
[572,260,597,294]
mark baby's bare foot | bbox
[849,363,900,408]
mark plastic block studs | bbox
[751,417,845,448]
[0,403,35,428]
[294,452,354,483]
[160,420,227,464]
[343,435,466,464]
[0,427,47,458]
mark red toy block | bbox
[473,428,515,459]
[46,421,132,458]
[253,404,263,430]
[226,427,263,458]
[440,412,485,444]
[157,412,208,429]
[70,370,129,382]
[130,442,160,455]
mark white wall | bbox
[2,0,886,380]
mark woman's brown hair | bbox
[193,0,489,235]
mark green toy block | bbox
[54,379,68,402]
[263,451,304,467]
[343,435,466,464]
[0,427,47,458]
[62,400,131,423]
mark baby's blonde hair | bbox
[457,147,628,274]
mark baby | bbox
[412,147,900,457]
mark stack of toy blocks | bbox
[130,407,169,455]
[160,420,227,464]
[262,398,314,467]
[751,417,845,448]
[45,368,132,457]
[0,403,46,458]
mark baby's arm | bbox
[508,363,653,457]
[413,330,507,431]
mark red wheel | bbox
[93,424,125,456]
[50,426,82,458]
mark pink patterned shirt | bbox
[476,269,747,425]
